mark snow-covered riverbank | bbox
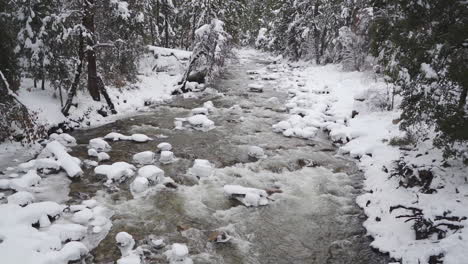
[263,54,468,263]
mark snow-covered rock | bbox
[88,148,99,157]
[97,152,110,161]
[203,101,215,112]
[104,132,130,141]
[165,243,193,264]
[191,107,209,115]
[71,208,93,224]
[132,151,155,165]
[104,132,152,143]
[94,162,136,183]
[159,151,176,164]
[188,159,214,178]
[247,146,266,159]
[116,232,135,257]
[89,138,111,152]
[157,142,172,152]
[248,83,264,93]
[131,134,152,143]
[186,114,215,131]
[49,133,77,147]
[9,170,41,191]
[130,177,149,194]
[46,141,83,177]
[7,191,34,206]
[48,223,87,242]
[137,165,164,183]
[223,185,269,207]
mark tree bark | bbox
[97,76,117,114]
[62,31,85,116]
[83,0,100,101]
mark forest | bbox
[0,1,467,264]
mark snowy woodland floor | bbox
[0,48,467,264]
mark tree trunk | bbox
[459,85,467,111]
[83,0,100,101]
[164,0,169,48]
[62,32,85,116]
[97,76,117,114]
[313,2,321,65]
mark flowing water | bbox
[65,51,388,264]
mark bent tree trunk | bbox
[97,76,117,114]
[62,31,85,116]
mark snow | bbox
[9,170,42,191]
[265,56,468,263]
[420,63,438,79]
[132,151,155,165]
[45,141,83,178]
[89,138,111,152]
[223,185,269,207]
[186,115,215,131]
[71,208,93,224]
[7,191,35,206]
[49,133,77,147]
[116,232,135,257]
[187,159,214,179]
[130,177,149,194]
[88,148,99,157]
[103,132,152,143]
[137,165,164,183]
[165,243,193,264]
[159,151,176,164]
[0,201,92,264]
[157,142,172,151]
[191,107,209,115]
[247,146,266,159]
[97,152,110,161]
[131,134,152,143]
[94,162,136,183]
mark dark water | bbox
[67,50,388,264]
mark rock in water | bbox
[132,151,155,165]
[157,142,172,152]
[159,151,176,164]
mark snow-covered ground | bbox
[260,55,468,263]
[16,46,191,131]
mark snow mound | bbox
[89,138,112,152]
[138,165,164,183]
[165,243,193,264]
[49,133,77,147]
[71,208,93,224]
[46,141,83,177]
[187,115,215,131]
[157,142,172,151]
[103,132,152,143]
[132,151,155,165]
[116,232,135,257]
[104,132,130,141]
[223,185,269,207]
[9,170,42,191]
[191,107,209,115]
[7,191,35,206]
[95,162,136,183]
[131,134,152,143]
[159,151,176,164]
[130,177,149,194]
[188,159,214,179]
[247,146,266,159]
[97,152,110,161]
